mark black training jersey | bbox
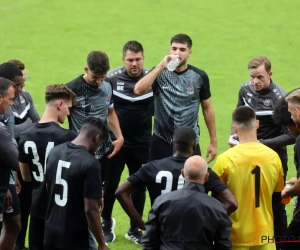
[66,75,113,159]
[106,67,153,147]
[18,122,77,219]
[152,65,211,144]
[44,142,102,250]
[293,136,300,220]
[0,122,18,212]
[234,80,286,140]
[13,89,40,125]
[13,89,40,141]
[128,156,227,205]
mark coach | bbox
[229,56,295,250]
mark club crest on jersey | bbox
[106,96,110,105]
[187,86,194,94]
[264,98,271,106]
[19,95,25,104]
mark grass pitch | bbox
[1,0,299,249]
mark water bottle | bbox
[167,58,179,71]
[281,183,292,205]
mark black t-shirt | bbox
[106,67,153,147]
[18,122,77,219]
[128,156,227,205]
[44,142,102,250]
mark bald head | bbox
[183,156,209,184]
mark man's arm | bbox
[213,209,232,250]
[107,107,124,159]
[206,168,238,215]
[141,205,161,250]
[14,118,32,139]
[201,98,217,163]
[115,180,145,230]
[213,189,238,216]
[260,129,296,148]
[27,92,40,122]
[83,160,109,249]
[0,124,19,171]
[19,162,32,182]
[84,198,109,250]
[134,55,178,96]
[282,178,300,197]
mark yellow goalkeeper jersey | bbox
[213,142,284,246]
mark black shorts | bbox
[44,246,61,250]
[4,184,20,218]
[29,216,45,250]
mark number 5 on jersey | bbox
[55,160,71,207]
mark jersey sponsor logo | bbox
[263,98,271,106]
[19,95,25,104]
[117,82,124,91]
[187,86,194,94]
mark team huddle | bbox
[0,33,300,250]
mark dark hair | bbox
[45,84,77,106]
[80,117,109,142]
[170,34,193,49]
[173,126,196,152]
[0,62,23,81]
[8,60,25,70]
[274,88,300,126]
[0,77,15,96]
[123,41,144,56]
[232,106,256,127]
[87,51,110,74]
